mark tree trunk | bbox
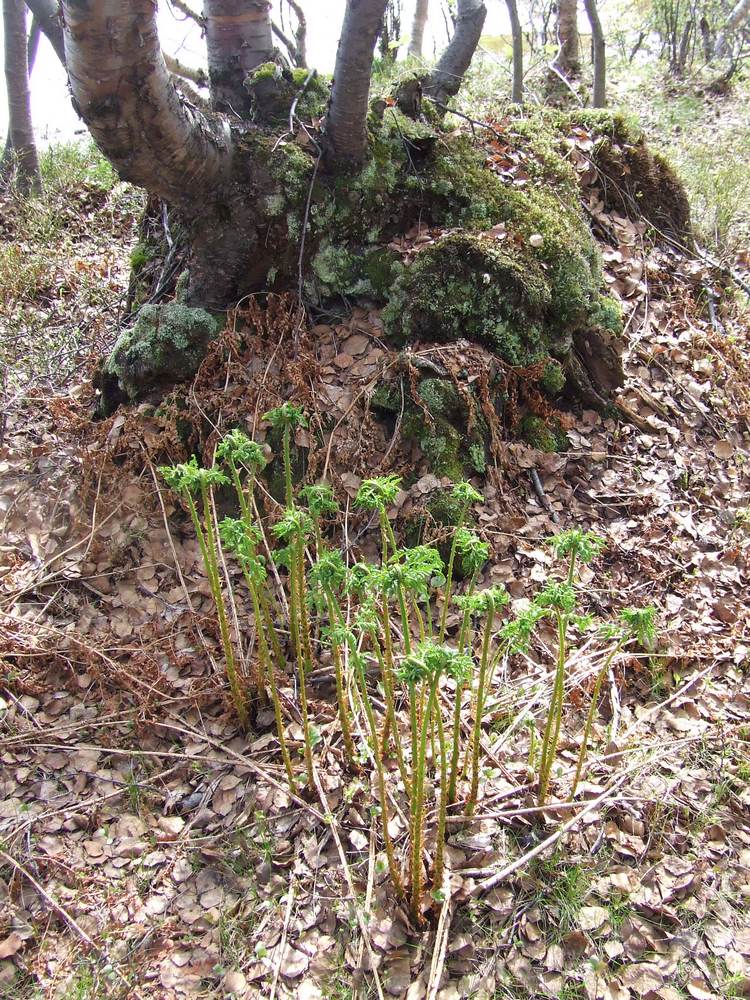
[424,0,487,105]
[61,0,226,206]
[675,18,693,74]
[326,0,389,165]
[583,0,605,107]
[699,17,714,61]
[505,0,523,104]
[408,0,429,57]
[716,0,750,56]
[552,0,580,79]
[24,0,66,63]
[2,0,41,194]
[1,14,39,179]
[203,0,274,114]
[61,0,270,307]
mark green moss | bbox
[129,242,153,271]
[541,359,566,395]
[251,62,279,82]
[105,303,222,400]
[383,232,552,365]
[589,295,623,333]
[520,415,568,453]
[391,375,489,479]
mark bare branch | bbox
[168,0,205,26]
[61,0,228,206]
[326,0,388,165]
[425,0,487,105]
[272,20,300,65]
[286,0,308,67]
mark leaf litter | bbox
[0,122,749,999]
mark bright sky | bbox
[0,1,512,145]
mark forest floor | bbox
[1,95,750,1000]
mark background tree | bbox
[425,0,487,103]
[583,0,606,106]
[504,0,524,103]
[378,0,403,65]
[716,0,750,55]
[551,0,581,79]
[2,0,41,194]
[409,0,430,56]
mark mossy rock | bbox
[383,232,553,363]
[102,303,223,405]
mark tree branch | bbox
[286,0,307,67]
[163,51,208,88]
[61,0,228,206]
[272,20,300,66]
[326,0,388,165]
[24,0,65,63]
[169,0,205,26]
[424,0,487,105]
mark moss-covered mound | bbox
[102,303,222,404]
[566,109,692,240]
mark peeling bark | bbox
[2,0,41,194]
[424,0,487,105]
[203,0,274,114]
[408,0,429,57]
[583,0,605,107]
[326,0,388,165]
[61,0,228,207]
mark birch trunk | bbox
[203,0,274,114]
[326,0,389,165]
[552,0,580,78]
